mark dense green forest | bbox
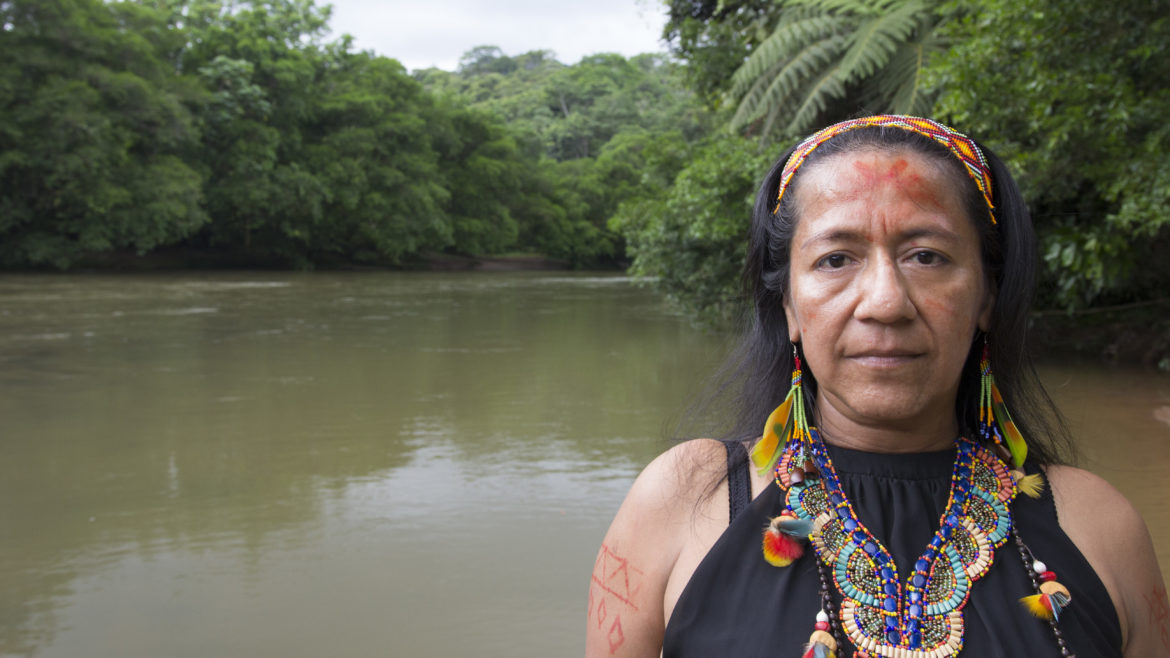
[2,0,1167,318]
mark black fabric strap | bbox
[726,441,752,524]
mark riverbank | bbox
[1030,299,1170,369]
[68,247,585,272]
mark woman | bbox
[586,116,1167,657]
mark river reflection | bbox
[0,272,1166,657]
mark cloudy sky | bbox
[325,0,670,71]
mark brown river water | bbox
[0,272,1167,657]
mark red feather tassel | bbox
[762,526,804,567]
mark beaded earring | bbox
[979,340,1045,498]
[752,347,815,567]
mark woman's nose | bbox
[853,256,916,323]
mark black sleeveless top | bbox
[663,442,1122,657]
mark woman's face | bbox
[783,148,993,433]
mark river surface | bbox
[0,271,1167,657]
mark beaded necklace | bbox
[775,429,1017,657]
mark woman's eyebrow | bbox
[799,226,961,249]
[799,229,866,249]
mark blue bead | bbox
[852,530,867,543]
[908,591,922,603]
[881,566,895,579]
[883,598,897,612]
[946,514,959,526]
[874,553,888,565]
[886,629,901,644]
[830,492,844,505]
[912,574,926,588]
[884,583,897,596]
[909,603,922,617]
[931,536,944,548]
[844,519,858,531]
[910,630,922,647]
[907,620,919,633]
[915,559,929,572]
[837,507,850,520]
[864,542,878,555]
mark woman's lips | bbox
[847,352,924,368]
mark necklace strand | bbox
[1013,528,1075,657]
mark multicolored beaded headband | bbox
[773,115,997,224]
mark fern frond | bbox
[735,34,849,133]
[786,64,850,135]
[865,10,943,113]
[836,2,926,82]
[784,0,892,14]
[727,0,949,143]
[729,11,841,96]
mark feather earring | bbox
[750,350,808,475]
[979,340,1044,498]
[755,348,815,567]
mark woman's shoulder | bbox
[609,438,731,537]
[1044,464,1147,546]
[1044,464,1168,657]
[585,439,732,657]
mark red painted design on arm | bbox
[588,544,645,654]
[1145,584,1170,651]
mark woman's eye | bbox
[913,251,943,265]
[819,254,849,269]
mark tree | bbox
[417,47,713,265]
[610,134,771,321]
[727,0,944,144]
[928,0,1170,308]
[301,54,453,264]
[0,0,207,267]
[662,0,776,107]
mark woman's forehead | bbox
[792,148,976,228]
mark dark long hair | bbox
[688,124,1074,466]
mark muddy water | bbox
[0,272,1166,657]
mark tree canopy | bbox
[1,0,708,269]
[2,0,1165,326]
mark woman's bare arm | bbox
[585,439,728,657]
[1047,465,1170,657]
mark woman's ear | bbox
[783,293,801,343]
[978,280,996,332]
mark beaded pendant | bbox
[777,430,1017,657]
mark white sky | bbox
[324,0,670,71]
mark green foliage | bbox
[302,54,453,264]
[418,47,713,265]
[611,134,771,322]
[728,0,944,143]
[0,0,207,267]
[928,0,1170,308]
[663,0,777,107]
